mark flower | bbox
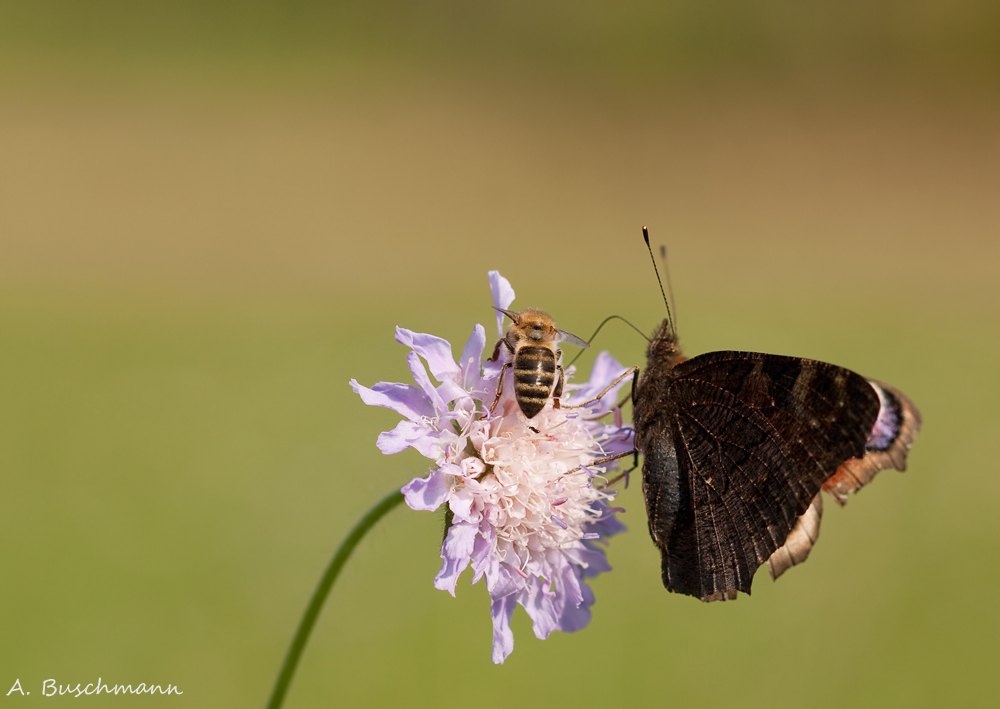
[350,272,634,663]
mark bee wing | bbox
[555,329,590,349]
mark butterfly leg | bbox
[604,365,640,416]
[564,366,640,410]
[583,384,639,422]
[564,450,636,478]
[488,362,512,415]
[601,453,640,488]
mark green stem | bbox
[266,490,405,709]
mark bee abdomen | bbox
[513,347,557,419]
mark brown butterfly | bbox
[630,228,921,602]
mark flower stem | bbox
[266,490,405,709]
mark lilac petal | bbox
[375,420,426,455]
[401,466,453,511]
[482,357,505,381]
[350,379,434,422]
[484,557,523,598]
[449,489,477,524]
[488,271,516,337]
[459,324,487,391]
[470,524,496,584]
[524,575,559,640]
[556,573,594,633]
[478,538,524,598]
[556,555,585,610]
[595,426,636,457]
[566,544,613,578]
[407,352,447,412]
[434,522,478,596]
[586,505,627,539]
[437,379,471,407]
[377,420,442,459]
[395,327,461,383]
[490,594,518,664]
[570,351,631,414]
[590,350,627,388]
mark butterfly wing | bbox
[822,380,922,505]
[642,351,882,602]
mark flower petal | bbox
[482,357,505,381]
[486,562,523,599]
[490,594,518,664]
[523,575,559,640]
[377,420,442,458]
[396,327,462,383]
[595,425,636,458]
[488,271,516,337]
[437,379,472,407]
[459,324,488,392]
[449,488,479,524]
[350,379,434,422]
[406,352,447,413]
[470,523,495,584]
[566,543,613,578]
[401,465,455,511]
[434,522,478,596]
[555,573,593,633]
[569,351,632,415]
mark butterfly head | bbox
[647,318,683,366]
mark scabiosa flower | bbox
[350,272,634,664]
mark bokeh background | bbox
[1,2,998,707]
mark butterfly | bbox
[630,229,921,602]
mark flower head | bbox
[351,272,634,663]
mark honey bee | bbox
[488,307,590,419]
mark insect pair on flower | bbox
[353,247,920,661]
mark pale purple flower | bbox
[351,272,634,663]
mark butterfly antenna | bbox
[660,245,678,331]
[566,314,650,368]
[643,226,675,336]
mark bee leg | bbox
[489,362,512,415]
[488,337,515,362]
[553,364,565,409]
[564,366,640,410]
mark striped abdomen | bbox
[513,346,557,419]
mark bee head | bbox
[496,307,556,343]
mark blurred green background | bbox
[0,2,998,707]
